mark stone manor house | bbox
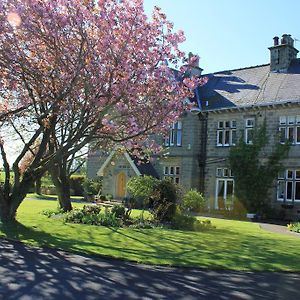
[87,34,300,219]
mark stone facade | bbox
[204,104,300,219]
[87,34,300,219]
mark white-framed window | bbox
[163,165,180,184]
[215,167,234,210]
[164,121,182,147]
[279,115,300,144]
[245,118,255,144]
[216,167,234,178]
[277,169,300,202]
[216,120,237,147]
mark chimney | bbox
[269,34,299,72]
[187,52,203,77]
[273,36,279,46]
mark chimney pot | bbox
[273,36,279,46]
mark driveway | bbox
[0,239,300,300]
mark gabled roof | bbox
[97,151,159,178]
[196,59,300,111]
[130,155,159,178]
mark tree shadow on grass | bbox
[1,233,300,300]
[1,220,300,272]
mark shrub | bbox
[287,222,300,233]
[82,205,101,215]
[64,206,121,227]
[151,179,182,223]
[127,176,159,207]
[181,189,207,212]
[83,178,101,196]
[106,194,113,200]
[172,210,215,231]
[111,205,125,218]
[41,208,64,218]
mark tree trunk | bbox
[50,168,72,212]
[0,177,33,223]
[35,177,42,195]
[0,200,16,223]
[57,176,72,212]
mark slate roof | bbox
[195,58,300,111]
[130,156,159,178]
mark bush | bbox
[83,178,102,197]
[70,175,85,196]
[82,205,101,215]
[41,208,64,218]
[151,179,182,223]
[181,189,207,212]
[287,222,300,233]
[127,176,159,207]
[64,205,121,227]
[111,205,125,218]
[172,210,215,231]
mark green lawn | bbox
[1,199,300,271]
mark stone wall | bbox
[204,104,300,219]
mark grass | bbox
[1,199,300,271]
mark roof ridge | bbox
[202,63,270,76]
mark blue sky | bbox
[144,0,300,74]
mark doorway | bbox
[116,172,126,199]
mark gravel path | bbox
[259,223,300,238]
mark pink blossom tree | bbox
[0,0,203,222]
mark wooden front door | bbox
[116,172,126,199]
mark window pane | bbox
[231,120,237,128]
[176,129,182,146]
[229,169,234,177]
[296,115,300,125]
[246,128,253,144]
[288,116,295,125]
[231,130,237,145]
[217,130,223,145]
[226,180,234,208]
[170,129,175,145]
[277,181,285,200]
[216,168,223,177]
[295,182,300,201]
[279,127,287,143]
[170,167,174,175]
[218,121,224,129]
[288,127,294,142]
[279,116,286,125]
[177,121,182,129]
[217,180,225,209]
[175,167,180,175]
[246,118,254,127]
[286,181,293,201]
[225,121,230,128]
[175,177,180,184]
[224,130,230,145]
[287,170,293,179]
[164,167,169,175]
[296,170,300,179]
[223,168,229,177]
[297,127,300,143]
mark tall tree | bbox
[0,0,203,222]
